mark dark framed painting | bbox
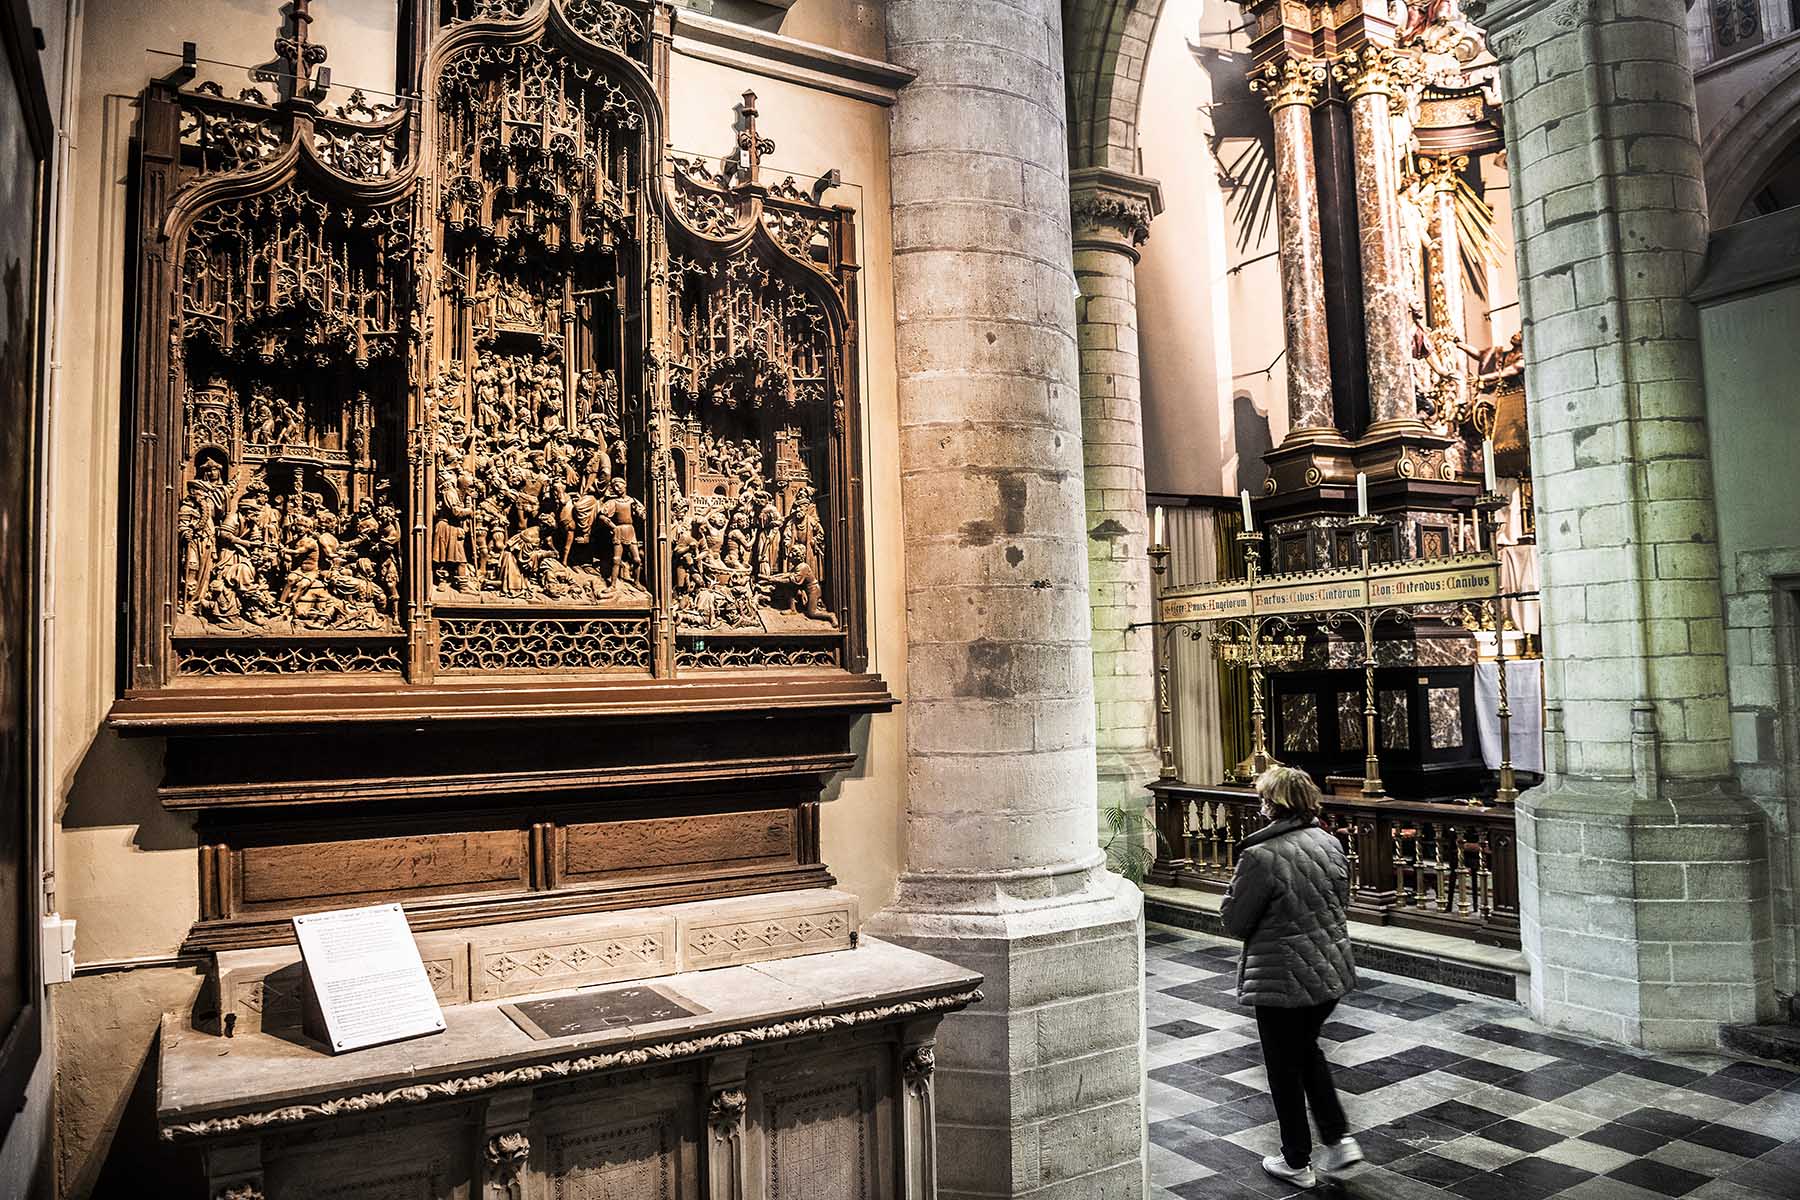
[0,0,51,1117]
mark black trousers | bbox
[1254,1000,1348,1168]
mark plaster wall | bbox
[1135,0,1237,498]
[1698,262,1800,1000]
[45,2,908,1192]
[1137,0,1289,500]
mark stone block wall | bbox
[1474,0,1778,1048]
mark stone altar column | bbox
[1333,45,1421,430]
[874,0,1148,1195]
[1070,166,1165,835]
[1469,0,1776,1049]
[1249,58,1335,436]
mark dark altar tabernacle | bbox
[116,3,975,1196]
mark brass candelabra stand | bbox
[1323,516,1410,798]
[1147,539,1177,779]
[1214,532,1306,782]
[1475,491,1519,805]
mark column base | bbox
[865,864,1147,1199]
[1517,778,1779,1051]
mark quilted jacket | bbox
[1219,814,1356,1007]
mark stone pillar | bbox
[1070,166,1164,837]
[874,0,1147,1195]
[1470,0,1777,1048]
[1250,58,1335,436]
[1333,45,1419,430]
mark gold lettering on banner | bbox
[1157,555,1498,622]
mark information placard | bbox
[293,903,447,1054]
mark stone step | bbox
[1143,884,1529,1003]
[1720,1022,1800,1068]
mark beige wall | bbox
[1135,0,1286,499]
[47,3,907,1192]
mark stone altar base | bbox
[159,937,981,1199]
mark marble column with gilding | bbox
[1421,153,1469,419]
[1333,45,1420,430]
[875,0,1147,1193]
[1070,166,1164,838]
[1250,58,1334,436]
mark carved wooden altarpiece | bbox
[111,0,888,953]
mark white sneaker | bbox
[1261,1155,1317,1189]
[1317,1137,1364,1173]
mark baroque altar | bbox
[111,2,972,1195]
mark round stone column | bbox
[871,0,1147,1193]
[1070,166,1164,839]
[1470,0,1775,1050]
[1334,45,1420,430]
[1250,58,1334,436]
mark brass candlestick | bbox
[1148,537,1176,779]
[1346,515,1386,797]
[1475,492,1518,805]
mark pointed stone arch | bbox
[1065,0,1176,171]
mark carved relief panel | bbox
[128,0,868,697]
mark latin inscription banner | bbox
[1156,555,1499,624]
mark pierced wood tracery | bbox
[131,0,867,693]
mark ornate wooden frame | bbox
[112,0,889,952]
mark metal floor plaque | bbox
[501,984,710,1042]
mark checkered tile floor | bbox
[1146,924,1800,1200]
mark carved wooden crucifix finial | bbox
[735,89,776,186]
[256,0,330,105]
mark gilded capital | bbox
[1414,152,1469,194]
[1249,57,1329,111]
[1330,44,1421,103]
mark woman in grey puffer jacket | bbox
[1219,767,1361,1189]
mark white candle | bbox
[1356,472,1368,518]
[1482,437,1497,493]
[1153,505,1166,547]
[1240,489,1254,532]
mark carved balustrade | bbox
[1147,781,1519,947]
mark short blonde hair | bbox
[1256,766,1323,818]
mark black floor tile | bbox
[1345,1129,1423,1167]
[1712,1061,1800,1089]
[1443,1057,1524,1086]
[1170,1176,1289,1200]
[1606,1157,1711,1196]
[1724,1155,1800,1198]
[1362,1114,1464,1156]
[1614,1106,1709,1140]
[1416,1098,1508,1134]
[1330,1066,1393,1096]
[1500,1061,1617,1101]
[1615,1058,1708,1087]
[1353,1056,1436,1085]
[1580,1121,1672,1156]
[1478,1117,1566,1153]
[1188,1048,1268,1076]
[1319,1021,1377,1043]
[1155,1068,1264,1104]
[1161,980,1240,1004]
[1390,1151,1484,1187]
[1155,1019,1223,1039]
[1678,1120,1783,1159]
[1683,1072,1780,1104]
[1495,1154,1595,1192]
[1181,1098,1278,1136]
